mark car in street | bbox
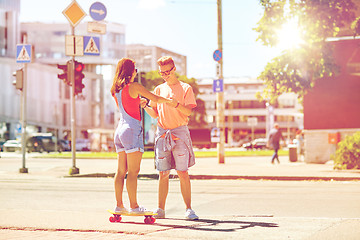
[3,140,22,152]
[75,139,91,151]
[242,138,268,150]
[26,134,67,153]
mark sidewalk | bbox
[1,153,359,181]
[71,155,360,181]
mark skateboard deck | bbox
[107,209,157,224]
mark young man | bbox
[143,56,199,220]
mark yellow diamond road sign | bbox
[62,1,86,27]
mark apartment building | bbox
[197,77,303,145]
[126,44,187,75]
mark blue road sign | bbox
[84,36,100,56]
[89,2,107,21]
[16,44,32,63]
[213,49,222,62]
[213,79,223,92]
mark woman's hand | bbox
[140,98,148,108]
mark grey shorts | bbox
[155,138,190,171]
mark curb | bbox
[65,173,360,181]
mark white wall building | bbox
[197,77,303,145]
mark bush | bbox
[333,131,360,170]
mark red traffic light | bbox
[75,61,84,72]
[74,61,85,95]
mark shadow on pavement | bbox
[120,218,279,232]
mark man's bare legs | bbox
[177,170,192,209]
[158,170,170,210]
[158,170,192,210]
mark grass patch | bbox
[39,149,288,159]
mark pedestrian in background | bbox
[267,123,285,164]
[110,58,171,214]
[142,56,199,220]
[296,129,305,161]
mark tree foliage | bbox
[140,71,207,127]
[255,0,358,103]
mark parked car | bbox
[252,138,268,149]
[26,134,65,153]
[75,139,90,151]
[59,139,71,151]
[242,138,268,150]
[3,140,22,152]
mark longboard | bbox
[107,209,157,224]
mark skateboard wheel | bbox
[109,216,115,223]
[144,216,156,224]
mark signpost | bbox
[62,1,87,27]
[16,41,32,173]
[65,35,84,56]
[89,2,107,21]
[83,36,100,55]
[213,79,223,92]
[62,0,88,175]
[61,1,107,175]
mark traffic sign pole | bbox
[69,26,79,175]
[19,36,29,173]
[216,0,225,164]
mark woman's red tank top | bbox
[121,84,141,121]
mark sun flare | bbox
[276,19,303,51]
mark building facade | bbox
[0,1,125,150]
[197,77,303,145]
[126,44,187,76]
[304,38,360,163]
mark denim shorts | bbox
[114,122,144,153]
[155,138,189,171]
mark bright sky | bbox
[19,0,281,79]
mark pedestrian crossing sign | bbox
[83,36,100,56]
[16,44,32,63]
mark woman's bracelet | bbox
[175,102,180,108]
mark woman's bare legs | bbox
[125,151,143,209]
[114,151,127,208]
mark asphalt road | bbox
[1,173,360,239]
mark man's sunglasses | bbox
[158,66,174,76]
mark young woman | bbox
[110,58,171,213]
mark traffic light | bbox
[74,60,85,95]
[12,68,24,90]
[57,61,71,86]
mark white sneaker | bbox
[129,206,148,215]
[185,208,199,220]
[154,208,165,219]
[114,206,128,214]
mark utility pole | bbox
[217,0,225,164]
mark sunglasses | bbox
[158,66,174,76]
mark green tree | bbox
[140,71,207,127]
[254,0,358,103]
